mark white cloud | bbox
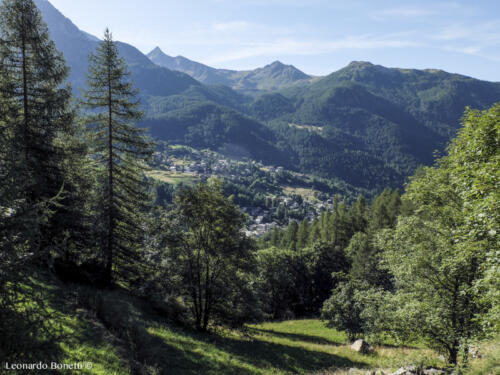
[206,34,422,64]
[213,0,326,5]
[212,21,252,32]
[374,7,436,17]
[445,46,481,55]
[434,21,500,43]
[432,21,500,60]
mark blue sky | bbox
[48,0,500,81]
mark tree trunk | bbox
[448,341,459,365]
[21,13,30,195]
[104,44,114,286]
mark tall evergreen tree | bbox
[296,218,309,250]
[82,29,154,285]
[0,0,88,358]
[0,0,77,258]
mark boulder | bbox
[389,366,450,375]
[390,368,411,375]
[389,366,418,375]
[350,339,373,354]
[423,369,447,375]
[469,346,481,359]
[348,368,364,375]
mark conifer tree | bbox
[308,219,321,244]
[296,218,309,249]
[0,0,88,356]
[0,0,77,258]
[82,29,154,285]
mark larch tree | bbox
[0,0,81,259]
[82,29,154,285]
[0,0,88,357]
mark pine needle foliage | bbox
[0,0,75,257]
[82,29,155,285]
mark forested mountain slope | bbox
[251,61,500,180]
[33,0,500,192]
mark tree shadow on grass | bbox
[141,327,263,375]
[145,323,368,375]
[22,274,367,375]
[0,272,65,371]
[248,327,345,347]
[214,334,366,374]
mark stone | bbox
[469,346,481,359]
[350,339,373,354]
[390,368,408,375]
[423,369,446,375]
[405,365,417,373]
[389,367,416,375]
[348,368,364,375]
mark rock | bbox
[350,339,373,354]
[389,367,418,375]
[375,371,385,375]
[390,368,408,375]
[388,366,452,375]
[423,369,446,375]
[469,346,481,359]
[406,365,417,372]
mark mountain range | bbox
[33,0,500,194]
[148,47,311,92]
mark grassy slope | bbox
[6,272,450,375]
[468,338,500,375]
[147,170,200,186]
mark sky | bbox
[47,0,500,81]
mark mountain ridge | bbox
[147,46,311,92]
[29,0,500,193]
[33,0,200,97]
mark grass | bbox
[283,186,319,202]
[4,275,128,375]
[147,169,200,186]
[468,337,500,375]
[4,273,449,375]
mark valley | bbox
[1,1,498,375]
[33,0,500,196]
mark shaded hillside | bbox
[144,102,290,167]
[6,271,445,375]
[34,0,200,97]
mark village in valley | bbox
[149,143,340,237]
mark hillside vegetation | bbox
[1,2,498,375]
[5,270,446,375]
